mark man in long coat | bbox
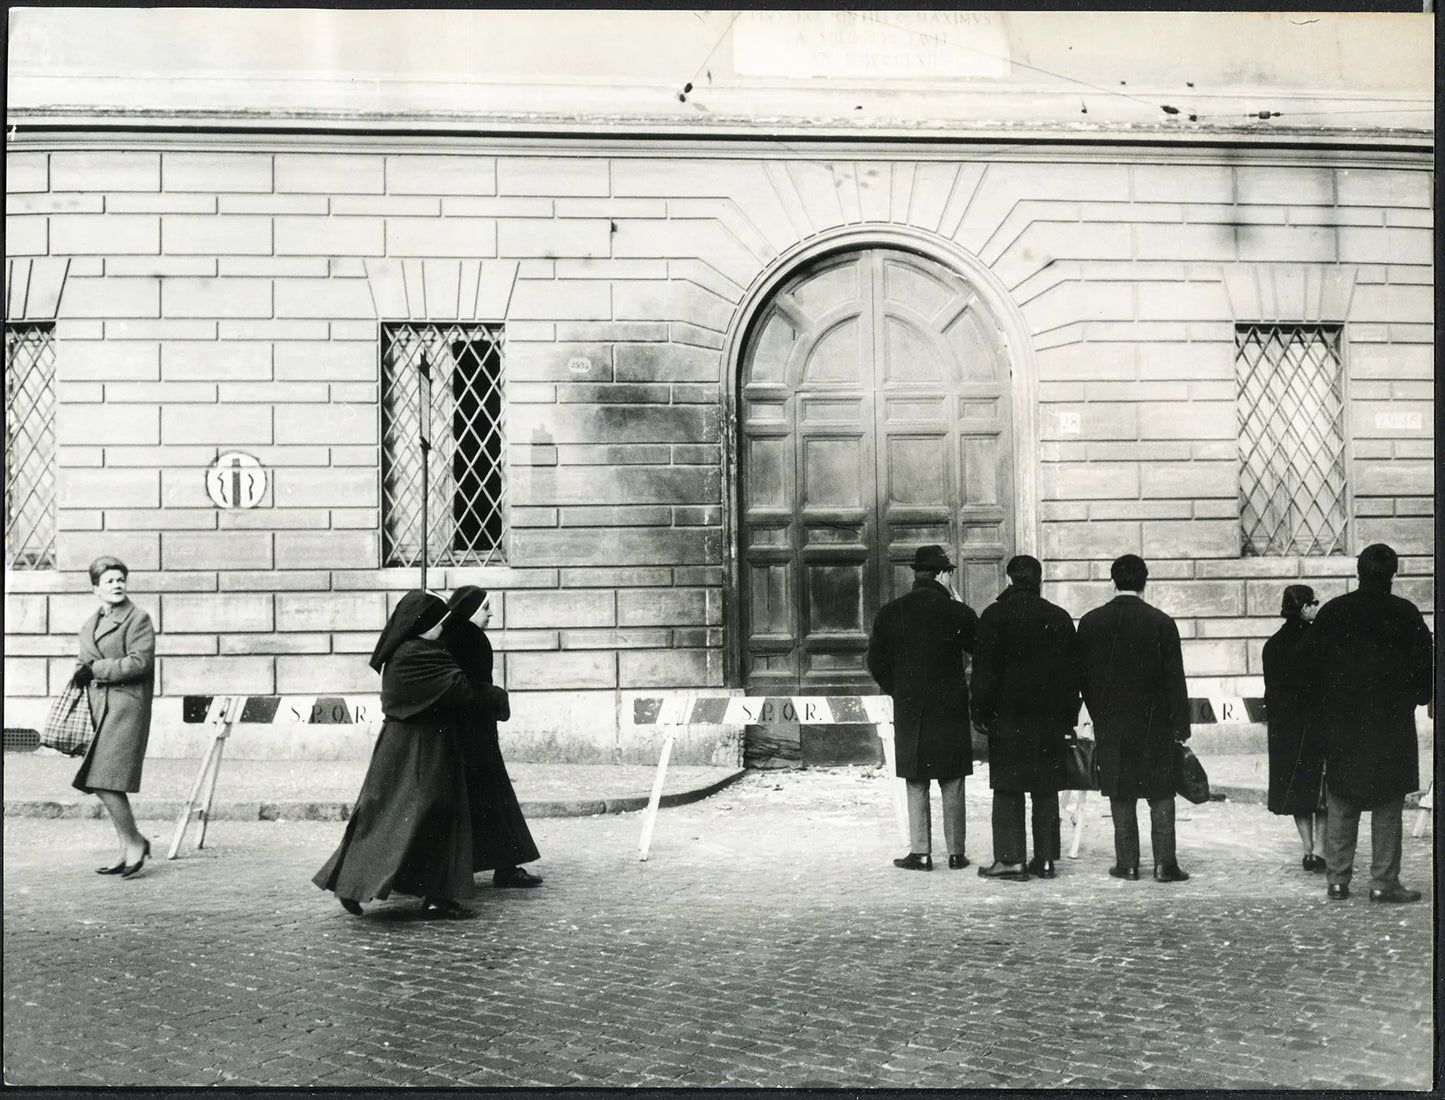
[866,544,978,871]
[1075,554,1192,883]
[970,555,1080,881]
[1301,543,1432,903]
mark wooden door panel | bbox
[741,247,1012,695]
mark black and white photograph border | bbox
[3,6,1437,1092]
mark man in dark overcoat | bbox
[1075,554,1192,883]
[970,555,1080,881]
[866,544,978,871]
[1300,543,1432,903]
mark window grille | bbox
[381,322,507,567]
[5,323,57,570]
[1236,324,1347,557]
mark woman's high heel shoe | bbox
[119,837,151,879]
[96,859,128,875]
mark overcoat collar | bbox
[92,598,135,641]
[911,577,954,599]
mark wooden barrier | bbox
[633,693,906,860]
[169,693,374,859]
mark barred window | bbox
[381,323,507,567]
[1236,323,1347,557]
[5,323,57,570]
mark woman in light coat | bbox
[71,555,157,878]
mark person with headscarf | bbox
[312,591,479,918]
[443,586,543,888]
[1262,583,1326,872]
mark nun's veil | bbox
[447,585,487,623]
[369,590,449,672]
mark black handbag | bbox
[1175,743,1210,804]
[1061,734,1098,791]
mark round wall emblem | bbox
[205,451,268,509]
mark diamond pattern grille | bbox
[1236,324,1347,557]
[5,323,57,570]
[381,323,507,567]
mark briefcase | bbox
[1175,743,1211,804]
[1061,734,1098,791]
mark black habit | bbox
[866,577,978,780]
[313,593,478,904]
[444,587,541,872]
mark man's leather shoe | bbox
[1369,884,1421,904]
[893,853,933,871]
[1327,883,1350,900]
[977,861,1030,881]
[493,865,544,888]
[1108,865,1140,881]
[1153,863,1190,883]
[1026,857,1056,879]
[947,855,970,870]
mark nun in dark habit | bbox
[444,586,543,888]
[312,591,479,918]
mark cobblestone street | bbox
[4,767,1434,1089]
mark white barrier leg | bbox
[1067,789,1089,859]
[167,695,239,860]
[877,722,910,847]
[638,725,677,862]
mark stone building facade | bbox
[4,11,1434,763]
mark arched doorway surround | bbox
[722,227,1039,696]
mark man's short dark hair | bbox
[1357,543,1398,585]
[1005,554,1043,586]
[1110,554,1148,592]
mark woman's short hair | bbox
[88,555,129,585]
[1279,584,1316,619]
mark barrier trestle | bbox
[634,693,907,860]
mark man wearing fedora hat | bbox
[867,544,979,872]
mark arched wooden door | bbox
[739,247,1013,697]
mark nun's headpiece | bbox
[368,590,449,671]
[446,585,487,621]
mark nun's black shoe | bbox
[420,897,471,918]
[339,898,363,916]
[493,866,544,888]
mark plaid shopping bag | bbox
[40,683,95,757]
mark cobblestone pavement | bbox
[3,767,1434,1089]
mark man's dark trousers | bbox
[1109,797,1176,869]
[991,788,1060,864]
[1325,790,1403,891]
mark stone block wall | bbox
[4,141,1435,755]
